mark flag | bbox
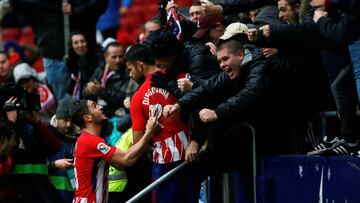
[166,8,182,40]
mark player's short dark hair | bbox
[125,44,155,65]
[69,99,89,128]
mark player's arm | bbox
[132,130,145,144]
[109,117,160,170]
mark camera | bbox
[0,83,41,116]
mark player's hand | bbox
[199,108,217,123]
[163,104,180,118]
[54,158,74,170]
[146,117,163,135]
[177,78,193,92]
[185,141,199,162]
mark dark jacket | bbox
[316,12,360,47]
[10,0,65,59]
[327,0,360,14]
[10,0,108,59]
[69,0,108,48]
[261,21,330,116]
[179,41,221,82]
[151,41,221,99]
[65,49,104,98]
[313,11,353,85]
[177,44,311,154]
[3,121,62,203]
[87,65,131,116]
[47,126,77,203]
[178,45,268,122]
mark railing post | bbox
[63,0,70,56]
[239,123,257,203]
[219,123,256,203]
[222,173,231,203]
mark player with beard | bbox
[126,43,201,203]
[69,99,161,203]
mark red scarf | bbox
[100,64,115,87]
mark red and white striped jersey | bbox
[73,131,116,203]
[130,70,191,164]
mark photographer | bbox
[13,62,56,124]
[0,82,62,202]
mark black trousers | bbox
[331,64,359,142]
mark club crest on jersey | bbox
[97,143,110,154]
[149,104,162,119]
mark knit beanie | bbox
[56,96,75,119]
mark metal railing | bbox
[243,123,257,203]
[125,160,189,203]
[221,123,256,203]
[126,122,257,203]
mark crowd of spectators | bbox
[0,0,359,202]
